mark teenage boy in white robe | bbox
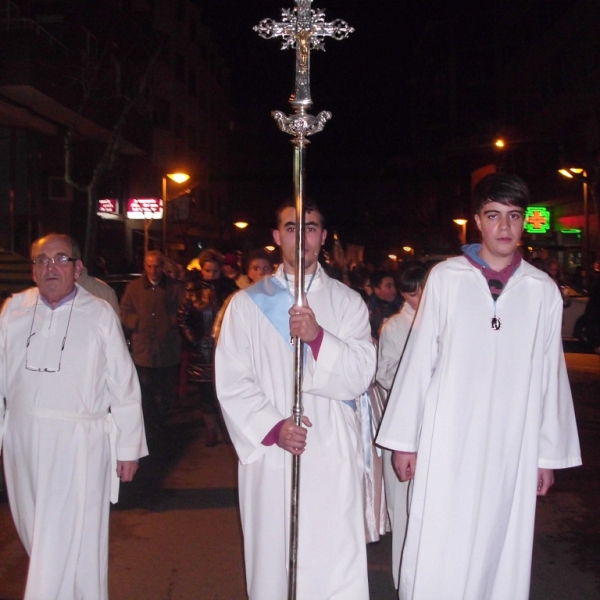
[376,262,427,589]
[215,200,376,600]
[377,173,581,600]
[0,233,147,600]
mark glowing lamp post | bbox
[558,167,589,271]
[162,172,190,256]
[453,218,468,246]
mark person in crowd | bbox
[215,199,376,599]
[76,264,119,314]
[545,256,566,287]
[368,269,402,339]
[178,249,237,446]
[530,256,546,272]
[221,252,245,287]
[375,261,427,589]
[246,248,274,284]
[120,250,184,444]
[377,173,581,600]
[348,266,372,303]
[0,233,146,600]
[235,248,274,289]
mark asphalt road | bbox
[0,352,598,599]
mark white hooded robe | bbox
[376,257,581,600]
[215,266,376,600]
[0,286,147,600]
[376,302,417,589]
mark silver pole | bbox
[254,3,353,598]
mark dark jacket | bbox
[177,274,237,382]
[120,274,184,368]
[368,294,403,340]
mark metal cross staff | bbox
[254,2,353,598]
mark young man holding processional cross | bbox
[215,199,376,599]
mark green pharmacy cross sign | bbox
[524,206,550,234]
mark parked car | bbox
[561,285,589,341]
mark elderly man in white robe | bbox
[0,233,147,600]
[215,199,376,600]
[377,173,581,600]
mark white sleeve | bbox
[104,306,148,460]
[302,292,376,401]
[376,268,442,452]
[377,313,411,392]
[538,285,582,469]
[215,295,284,464]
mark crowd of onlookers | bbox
[116,247,600,453]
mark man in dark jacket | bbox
[178,249,237,446]
[120,250,184,440]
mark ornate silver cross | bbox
[254,0,353,147]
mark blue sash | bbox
[245,276,295,352]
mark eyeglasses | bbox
[31,254,77,268]
[25,294,75,373]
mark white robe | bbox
[215,265,376,600]
[376,257,581,600]
[0,285,147,600]
[376,302,416,589]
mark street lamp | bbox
[558,167,589,272]
[162,172,190,256]
[234,221,249,229]
[453,218,468,246]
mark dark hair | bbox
[198,248,223,267]
[247,248,273,266]
[398,262,427,293]
[472,173,530,213]
[348,267,370,290]
[275,198,325,229]
[371,269,394,290]
[31,233,82,261]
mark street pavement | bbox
[0,352,599,599]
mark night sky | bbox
[201,4,424,177]
[199,1,502,248]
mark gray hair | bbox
[31,233,82,260]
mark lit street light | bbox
[558,167,589,272]
[453,218,468,246]
[162,172,190,256]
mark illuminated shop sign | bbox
[524,206,550,234]
[126,198,163,219]
[97,198,119,214]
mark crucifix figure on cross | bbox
[254,0,354,146]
